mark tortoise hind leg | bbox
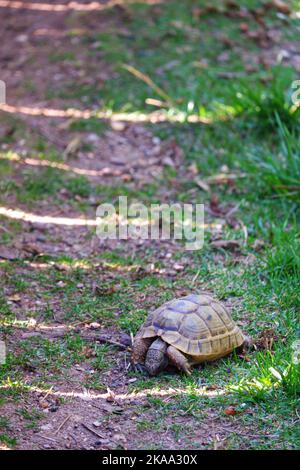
[166,346,192,375]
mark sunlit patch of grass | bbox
[241,118,300,197]
[0,434,17,447]
[228,350,300,402]
[83,1,299,122]
[0,377,30,400]
[231,68,300,132]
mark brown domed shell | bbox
[136,294,244,358]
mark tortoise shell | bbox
[136,294,245,361]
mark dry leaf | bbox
[92,420,101,428]
[88,322,101,329]
[195,179,210,192]
[211,240,241,250]
[39,400,49,409]
[130,266,148,281]
[192,7,204,19]
[206,173,246,185]
[22,243,41,255]
[255,328,278,351]
[106,387,116,403]
[224,406,237,416]
[173,263,185,271]
[239,22,249,32]
[188,162,198,175]
[8,293,21,302]
[0,248,20,260]
[162,156,175,167]
[252,239,265,251]
[268,0,291,14]
[92,283,118,296]
[63,137,82,159]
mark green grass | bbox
[231,68,300,131]
[0,0,299,450]
[240,117,300,196]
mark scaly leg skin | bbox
[145,338,168,376]
[132,337,153,365]
[166,345,192,375]
[243,335,252,351]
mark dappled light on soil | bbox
[25,260,93,270]
[0,103,213,124]
[0,0,162,12]
[0,381,225,400]
[0,152,121,178]
[0,206,97,226]
[0,444,10,450]
[0,202,223,231]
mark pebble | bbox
[49,405,59,412]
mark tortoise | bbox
[132,293,250,375]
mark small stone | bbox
[119,333,131,346]
[173,263,184,271]
[16,34,28,43]
[39,400,49,409]
[40,424,52,431]
[89,322,101,329]
[49,405,59,412]
[110,121,126,131]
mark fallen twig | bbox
[54,415,71,435]
[81,422,106,439]
[191,268,201,286]
[123,64,174,105]
[273,185,300,191]
[41,386,54,402]
[38,435,57,443]
[0,225,12,234]
[82,335,130,350]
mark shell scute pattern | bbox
[169,299,198,314]
[137,295,244,358]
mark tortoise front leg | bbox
[236,335,252,354]
[166,346,192,375]
[132,337,153,364]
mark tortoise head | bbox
[145,338,169,376]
